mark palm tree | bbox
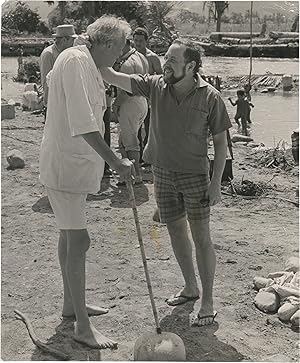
[46,1,67,22]
[203,1,229,32]
[146,1,180,37]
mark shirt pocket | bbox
[184,108,209,138]
[59,152,102,192]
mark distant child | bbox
[243,83,254,123]
[228,90,249,135]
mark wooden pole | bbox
[249,1,253,86]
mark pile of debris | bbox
[228,178,272,197]
[251,141,296,172]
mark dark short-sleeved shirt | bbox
[131,73,232,173]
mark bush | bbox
[2,1,41,33]
[23,57,40,82]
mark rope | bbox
[248,1,254,87]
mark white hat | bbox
[52,25,77,38]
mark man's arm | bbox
[228,97,236,106]
[208,130,227,205]
[100,67,132,93]
[152,55,163,74]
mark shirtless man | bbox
[133,27,162,163]
[39,16,133,349]
[113,38,149,185]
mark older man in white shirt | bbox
[39,16,133,350]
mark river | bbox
[2,56,299,147]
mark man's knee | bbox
[189,220,212,246]
[167,217,187,239]
[66,229,91,254]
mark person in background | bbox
[132,27,162,165]
[22,76,43,111]
[103,86,114,176]
[39,16,134,349]
[228,90,251,136]
[113,38,149,186]
[17,44,25,80]
[40,25,77,119]
[101,38,232,327]
[243,83,254,124]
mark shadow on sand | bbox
[87,177,149,208]
[159,301,247,362]
[31,319,105,361]
[32,196,53,214]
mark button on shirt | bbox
[39,45,106,193]
[130,73,232,174]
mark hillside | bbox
[177,1,299,17]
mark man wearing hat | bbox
[40,25,77,113]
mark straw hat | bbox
[52,25,77,38]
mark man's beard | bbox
[163,66,186,84]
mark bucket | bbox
[282,74,293,91]
[1,103,15,120]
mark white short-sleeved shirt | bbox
[39,45,106,193]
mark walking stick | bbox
[126,181,162,334]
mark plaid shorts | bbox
[152,166,210,224]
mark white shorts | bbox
[46,187,88,230]
[118,96,148,152]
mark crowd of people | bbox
[37,15,233,350]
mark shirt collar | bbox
[163,73,209,89]
[76,45,99,75]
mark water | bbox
[201,56,299,77]
[224,90,299,147]
[205,57,299,147]
[2,56,299,147]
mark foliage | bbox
[145,1,178,34]
[47,1,148,31]
[2,1,41,33]
[203,1,229,31]
[23,57,40,81]
[36,20,51,35]
[177,9,206,25]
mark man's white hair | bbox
[87,15,131,44]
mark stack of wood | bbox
[209,31,299,45]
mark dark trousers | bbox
[138,107,150,162]
[103,108,111,171]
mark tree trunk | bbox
[216,13,222,32]
[291,15,299,32]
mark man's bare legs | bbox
[189,220,216,324]
[166,217,199,298]
[166,217,216,325]
[58,230,108,318]
[58,229,116,349]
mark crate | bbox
[1,104,15,120]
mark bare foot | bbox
[74,322,117,350]
[62,304,109,319]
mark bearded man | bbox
[101,38,232,326]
